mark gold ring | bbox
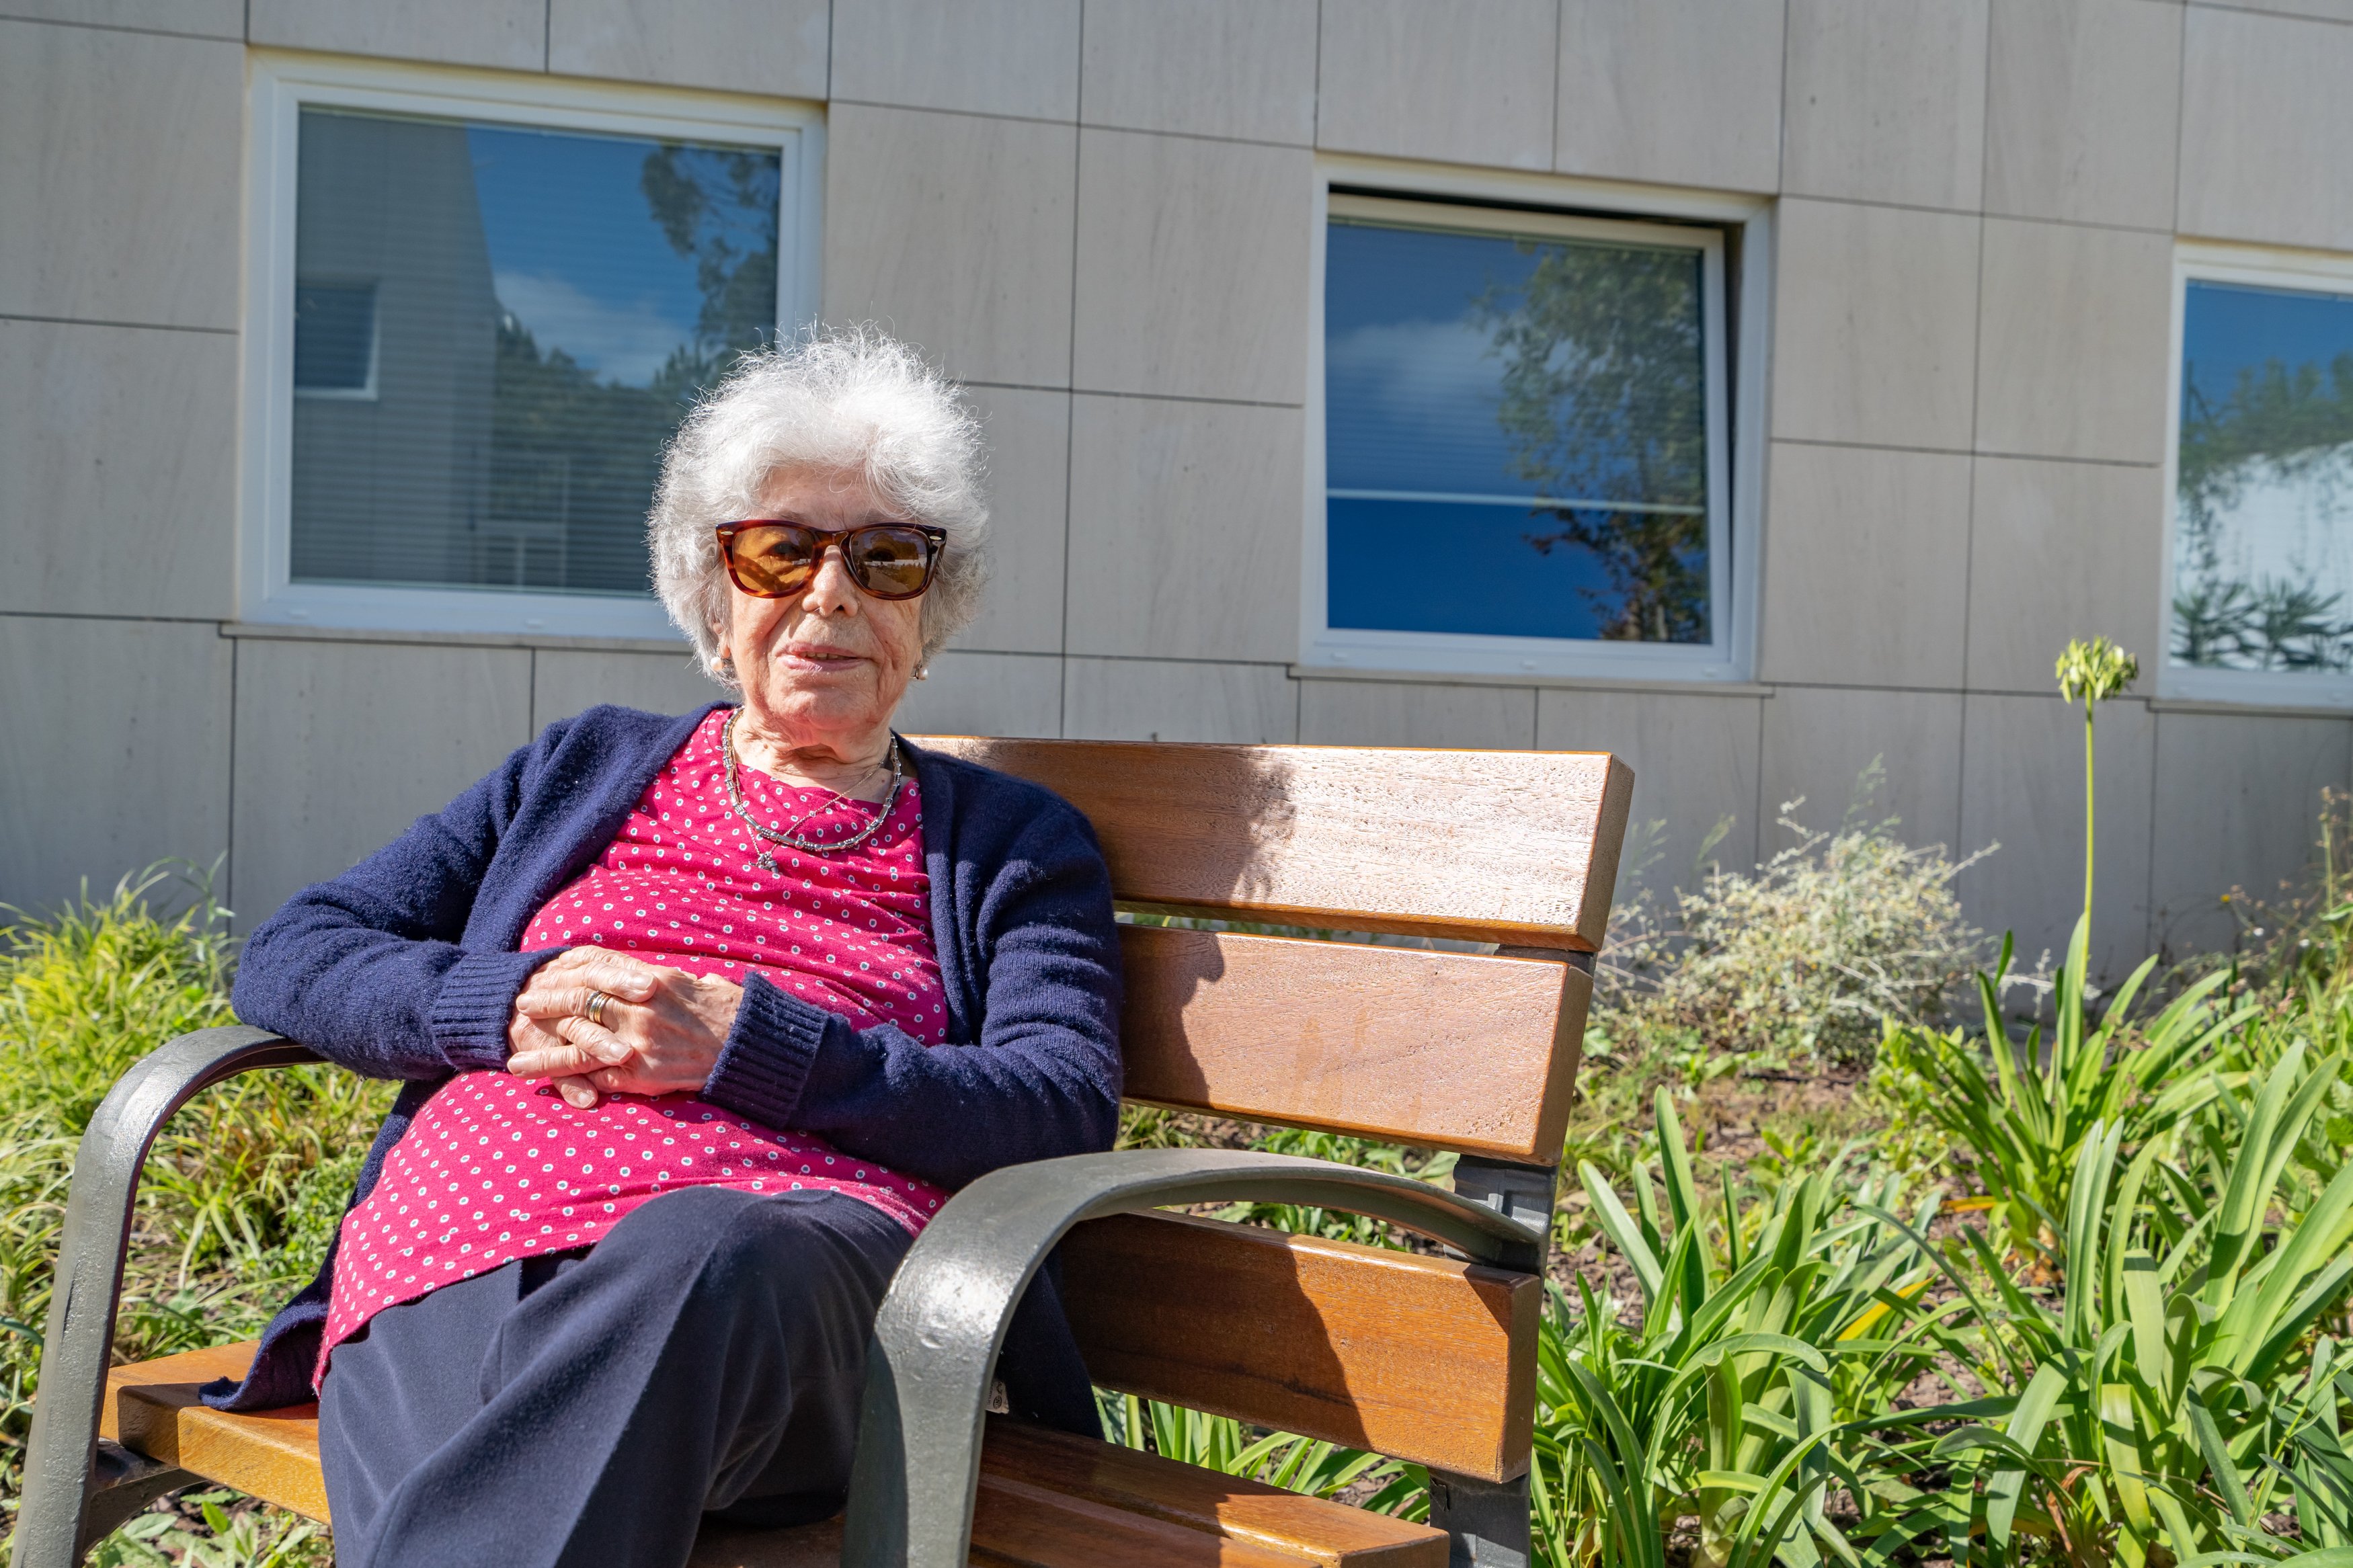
[584,989,612,1028]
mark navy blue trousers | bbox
[317,1186,913,1568]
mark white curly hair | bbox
[647,327,990,682]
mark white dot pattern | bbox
[315,708,950,1387]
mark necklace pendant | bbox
[757,851,778,874]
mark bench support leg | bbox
[1436,1155,1550,1568]
[1447,1154,1555,1235]
[9,1028,313,1568]
[1427,1470,1531,1568]
[75,1445,198,1560]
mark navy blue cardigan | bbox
[212,703,1123,1430]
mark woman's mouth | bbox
[779,643,866,673]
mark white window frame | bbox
[1302,160,1768,684]
[240,52,824,638]
[2161,241,2353,709]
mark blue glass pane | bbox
[2174,279,2353,672]
[1328,496,1709,642]
[1324,214,1711,643]
[1326,223,1540,497]
[289,108,780,595]
[293,282,375,390]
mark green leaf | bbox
[1581,1159,1665,1305]
[2120,1249,2170,1394]
[2188,1385,2256,1529]
[1987,1362,2069,1551]
[1654,1087,1702,1240]
[2206,1039,2311,1305]
[2100,1379,2157,1538]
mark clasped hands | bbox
[506,946,744,1110]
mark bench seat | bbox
[100,1343,1447,1567]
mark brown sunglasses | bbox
[714,520,948,602]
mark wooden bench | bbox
[15,738,1631,1568]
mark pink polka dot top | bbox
[317,708,950,1386]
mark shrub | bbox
[1597,770,1989,1072]
[0,868,386,1551]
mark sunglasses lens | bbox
[725,525,818,596]
[845,526,937,597]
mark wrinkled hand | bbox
[506,946,742,1109]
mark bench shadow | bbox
[1113,747,1300,1110]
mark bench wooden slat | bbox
[964,1475,1324,1567]
[1120,925,1587,1161]
[973,1420,1440,1566]
[910,738,1632,952]
[685,1517,846,1568]
[103,1345,1445,1567]
[1061,1212,1539,1483]
[103,1342,327,1522]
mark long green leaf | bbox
[2188,1384,2256,1530]
[1581,1159,1665,1305]
[2223,1157,2353,1376]
[1987,1362,2069,1551]
[2065,1120,2123,1340]
[2207,1039,2310,1305]
[1655,1087,1702,1239]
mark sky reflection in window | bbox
[290,108,779,597]
[1325,217,1710,644]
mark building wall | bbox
[3,0,2350,974]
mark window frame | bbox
[239,52,823,638]
[2161,241,2353,710]
[1302,161,1767,684]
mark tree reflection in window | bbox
[486,146,780,594]
[2173,278,2353,673]
[1479,240,1709,643]
[286,109,783,597]
[1321,212,1716,647]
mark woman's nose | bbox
[801,544,862,614]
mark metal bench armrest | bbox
[12,1027,320,1568]
[840,1146,1544,1568]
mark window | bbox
[2166,248,2353,706]
[1306,190,1738,679]
[242,57,820,635]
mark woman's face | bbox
[717,466,928,759]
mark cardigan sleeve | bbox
[229,736,563,1080]
[701,806,1123,1189]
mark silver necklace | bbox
[721,708,904,871]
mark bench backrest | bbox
[912,737,1633,1483]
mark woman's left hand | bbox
[507,945,744,1108]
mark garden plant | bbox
[4,640,2352,1565]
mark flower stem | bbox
[2082,698,2097,940]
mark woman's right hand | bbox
[506,948,660,1108]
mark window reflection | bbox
[1324,215,1711,643]
[288,108,781,597]
[293,282,378,395]
[2173,278,2353,675]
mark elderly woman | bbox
[213,331,1123,1568]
